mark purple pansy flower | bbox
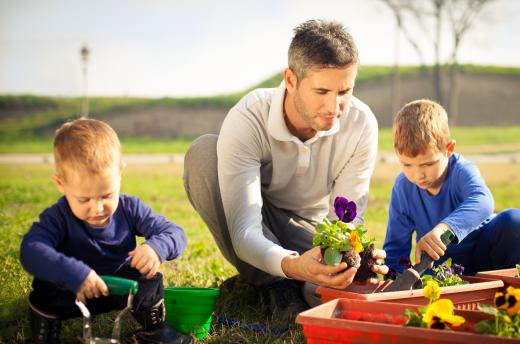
[453,264,464,276]
[334,196,357,223]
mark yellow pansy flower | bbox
[504,286,520,315]
[350,231,363,253]
[496,287,520,315]
[423,280,441,303]
[423,299,465,329]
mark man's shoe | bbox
[266,279,310,320]
[132,299,193,344]
[29,302,61,344]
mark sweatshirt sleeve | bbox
[126,196,187,262]
[217,106,297,278]
[19,206,91,293]
[383,179,415,273]
[441,160,494,242]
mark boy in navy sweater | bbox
[383,99,520,276]
[20,119,191,344]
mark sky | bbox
[1,0,519,97]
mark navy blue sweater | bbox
[20,194,187,293]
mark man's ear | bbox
[283,68,298,94]
[53,174,65,193]
[447,139,456,157]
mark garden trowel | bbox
[381,229,455,292]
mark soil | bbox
[342,250,361,269]
[353,244,377,283]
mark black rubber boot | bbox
[132,299,193,344]
[29,302,61,344]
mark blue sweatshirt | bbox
[20,194,187,293]
[383,154,494,273]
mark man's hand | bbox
[364,249,388,285]
[76,270,109,303]
[415,223,451,265]
[281,246,389,289]
[129,243,161,279]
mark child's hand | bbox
[415,223,451,265]
[76,270,109,303]
[129,243,161,279]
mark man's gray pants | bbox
[183,134,321,305]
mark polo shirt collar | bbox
[267,81,340,142]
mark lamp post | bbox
[80,45,90,118]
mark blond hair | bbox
[54,118,121,180]
[393,99,451,157]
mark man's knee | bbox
[184,134,218,172]
[183,134,219,201]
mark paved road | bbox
[1,153,519,164]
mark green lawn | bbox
[1,160,519,342]
[2,126,520,154]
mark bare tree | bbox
[378,0,495,118]
[446,0,494,123]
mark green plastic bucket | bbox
[164,287,220,339]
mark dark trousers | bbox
[465,208,520,275]
[29,263,164,320]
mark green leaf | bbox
[324,247,342,266]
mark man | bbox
[183,19,388,317]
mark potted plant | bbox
[312,196,376,282]
[296,282,520,343]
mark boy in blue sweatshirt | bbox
[383,99,520,276]
[20,119,192,344]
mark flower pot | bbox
[476,268,520,288]
[317,276,503,310]
[296,298,520,343]
[164,287,220,339]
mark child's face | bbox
[54,163,123,227]
[397,141,455,196]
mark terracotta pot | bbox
[317,276,503,310]
[296,298,519,344]
[476,268,520,288]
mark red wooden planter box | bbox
[296,298,520,343]
[317,276,503,310]
[476,268,520,288]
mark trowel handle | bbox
[413,229,456,274]
[101,275,138,295]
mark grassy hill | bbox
[1,64,519,147]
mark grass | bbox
[2,126,520,155]
[1,158,519,342]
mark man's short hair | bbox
[288,19,359,83]
[54,118,121,180]
[393,99,452,157]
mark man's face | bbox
[288,64,357,135]
[397,144,454,196]
[54,163,122,227]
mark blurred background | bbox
[1,0,519,143]
[1,1,519,340]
